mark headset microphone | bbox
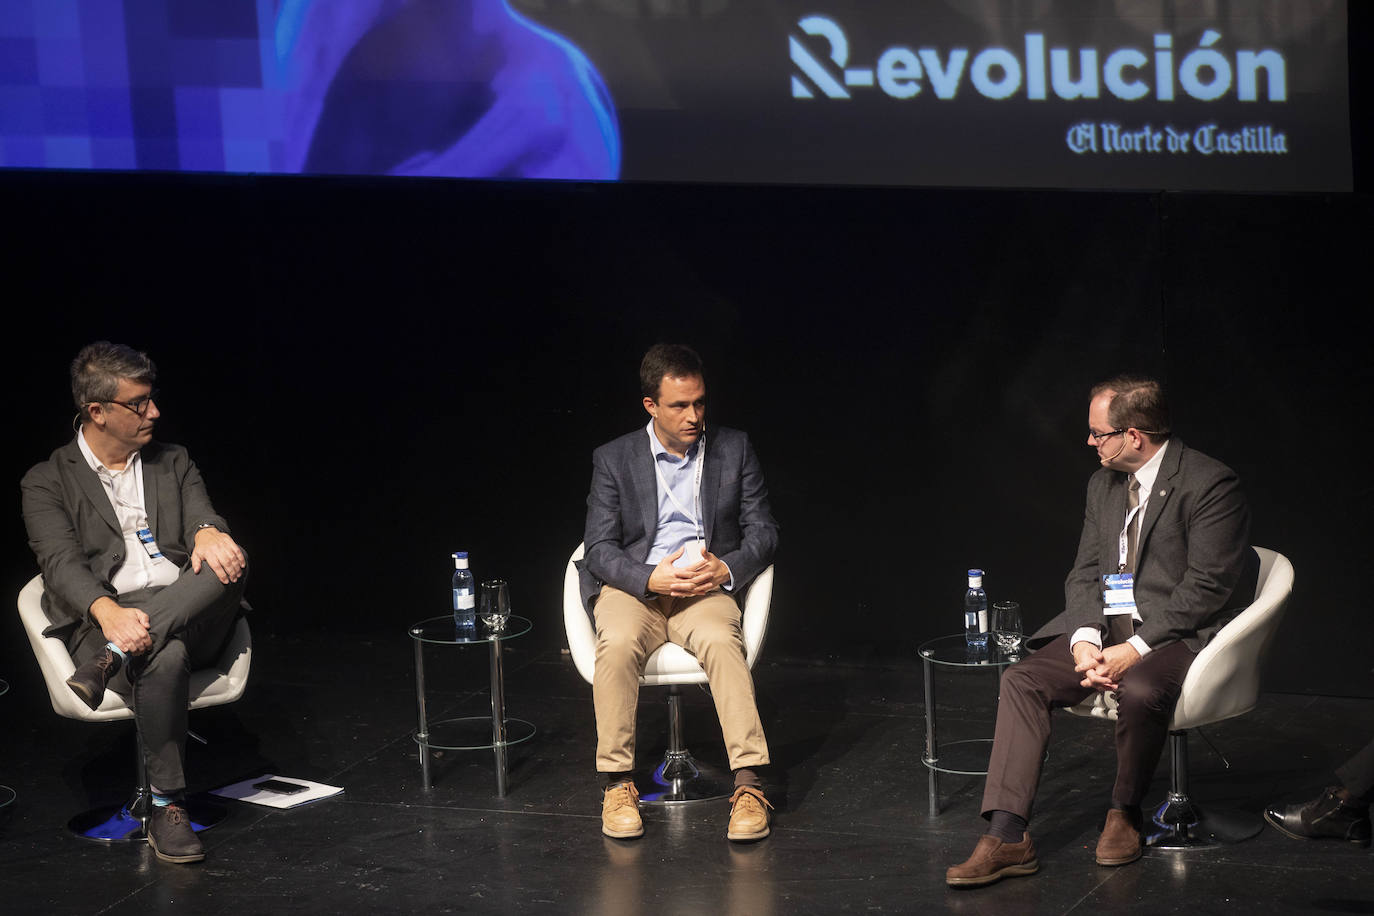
[1100,433,1129,466]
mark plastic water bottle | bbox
[964,569,989,647]
[452,551,475,631]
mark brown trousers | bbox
[592,585,769,773]
[981,634,1194,820]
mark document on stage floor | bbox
[211,774,344,809]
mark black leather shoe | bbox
[1265,788,1371,848]
[147,804,206,863]
[66,647,122,711]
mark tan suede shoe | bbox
[1095,809,1143,865]
[946,833,1039,888]
[727,786,773,842]
[602,781,643,839]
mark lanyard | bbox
[1117,502,1143,571]
[652,436,706,543]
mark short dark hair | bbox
[639,344,704,400]
[1091,375,1171,442]
[71,341,156,424]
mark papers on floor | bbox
[210,774,344,809]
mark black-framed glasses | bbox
[1088,427,1125,444]
[100,389,160,418]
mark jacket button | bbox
[113,554,122,561]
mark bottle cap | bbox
[453,551,470,569]
[968,568,984,587]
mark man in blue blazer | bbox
[948,376,1258,887]
[21,342,247,865]
[578,344,779,841]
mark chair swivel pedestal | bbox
[68,729,229,843]
[632,685,735,805]
[1145,729,1263,849]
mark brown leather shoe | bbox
[1096,809,1143,865]
[727,786,773,842]
[66,647,122,711]
[601,781,643,839]
[946,833,1039,887]
[146,804,205,864]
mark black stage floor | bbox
[1,633,1371,915]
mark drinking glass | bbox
[993,600,1023,655]
[479,579,511,632]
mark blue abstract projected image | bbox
[0,0,621,180]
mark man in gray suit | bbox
[947,376,1257,888]
[21,342,247,865]
[578,344,778,841]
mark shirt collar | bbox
[645,418,701,464]
[1132,439,1169,498]
[77,425,139,476]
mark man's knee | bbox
[1115,679,1178,722]
[138,638,190,680]
[595,628,649,668]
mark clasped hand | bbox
[648,546,729,598]
[1072,640,1141,692]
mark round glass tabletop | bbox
[919,633,1024,668]
[0,678,8,698]
[409,614,532,645]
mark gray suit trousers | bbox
[67,563,245,794]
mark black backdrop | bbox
[3,17,1371,700]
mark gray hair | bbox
[71,341,157,424]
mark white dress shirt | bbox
[77,427,180,595]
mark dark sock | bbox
[733,767,761,789]
[1110,802,1143,828]
[987,809,1027,844]
[598,771,632,790]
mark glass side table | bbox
[918,635,1021,817]
[0,679,14,809]
[408,616,535,796]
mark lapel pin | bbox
[1159,490,1167,497]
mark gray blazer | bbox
[1030,438,1258,653]
[21,437,230,638]
[577,425,779,618]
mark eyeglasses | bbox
[100,389,160,418]
[1088,428,1125,444]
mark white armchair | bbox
[1066,546,1294,847]
[563,543,773,804]
[17,574,252,842]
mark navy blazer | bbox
[21,437,230,637]
[577,425,778,618]
[1031,438,1258,653]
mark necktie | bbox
[1107,474,1140,646]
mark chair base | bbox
[69,791,230,843]
[1146,793,1264,848]
[634,750,734,806]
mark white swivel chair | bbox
[563,543,773,805]
[1066,546,1294,847]
[17,574,252,842]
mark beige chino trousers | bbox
[592,584,770,773]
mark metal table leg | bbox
[922,652,938,817]
[412,628,431,790]
[489,636,508,797]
